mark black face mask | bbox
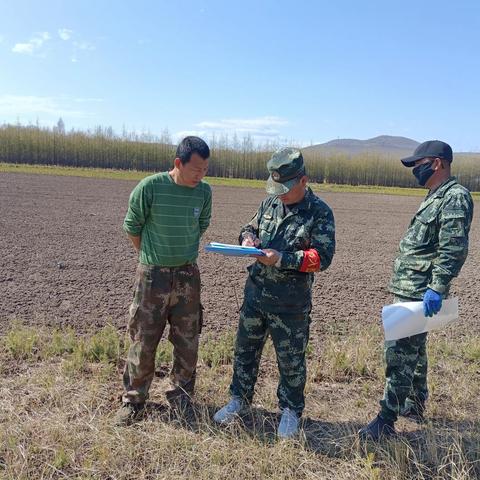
[412,160,435,186]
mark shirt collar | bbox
[426,176,457,199]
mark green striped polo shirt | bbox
[123,172,212,266]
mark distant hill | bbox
[303,135,420,157]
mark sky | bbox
[1,0,480,151]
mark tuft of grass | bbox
[61,342,89,376]
[200,331,236,367]
[3,322,40,360]
[362,452,381,480]
[463,340,480,362]
[311,327,382,382]
[2,322,123,374]
[84,324,122,363]
[429,334,480,367]
[52,447,70,470]
[40,327,77,358]
[155,340,174,366]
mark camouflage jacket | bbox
[240,187,335,312]
[389,177,474,300]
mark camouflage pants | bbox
[122,263,202,405]
[230,300,311,415]
[380,295,428,422]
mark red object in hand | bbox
[299,249,321,272]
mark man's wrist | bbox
[242,231,255,240]
[427,282,447,295]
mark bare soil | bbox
[1,172,479,340]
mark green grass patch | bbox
[311,327,383,382]
[2,322,236,371]
[464,341,480,362]
[2,322,123,368]
[84,324,122,363]
[3,321,40,360]
[155,340,174,366]
[3,162,477,198]
[0,162,148,181]
[41,327,77,358]
[199,331,236,367]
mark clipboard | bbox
[204,242,265,257]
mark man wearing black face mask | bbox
[359,140,474,440]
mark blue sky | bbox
[1,0,479,151]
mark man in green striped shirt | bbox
[115,136,212,426]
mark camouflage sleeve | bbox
[428,192,473,294]
[238,206,261,244]
[280,206,336,272]
[199,184,212,237]
[123,178,153,236]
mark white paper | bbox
[382,298,459,341]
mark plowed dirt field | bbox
[1,173,478,341]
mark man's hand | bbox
[256,248,281,266]
[128,233,141,252]
[242,232,260,247]
[423,288,442,317]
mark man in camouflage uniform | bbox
[114,136,212,426]
[213,147,336,438]
[359,140,474,440]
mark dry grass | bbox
[0,323,479,479]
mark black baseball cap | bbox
[401,140,453,167]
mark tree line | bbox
[1,122,478,190]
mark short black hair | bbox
[176,136,210,164]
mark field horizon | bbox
[2,162,479,199]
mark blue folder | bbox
[204,242,265,257]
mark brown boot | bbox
[113,403,145,426]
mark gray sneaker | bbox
[213,397,247,424]
[278,408,300,439]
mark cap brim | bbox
[400,154,425,167]
[266,176,299,195]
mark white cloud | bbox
[173,117,290,145]
[12,32,50,55]
[70,40,95,61]
[192,116,289,142]
[58,28,73,41]
[12,30,95,62]
[0,95,101,118]
[0,35,4,44]
[73,41,95,51]
[197,116,288,132]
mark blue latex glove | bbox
[423,289,443,317]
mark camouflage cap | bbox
[266,147,305,195]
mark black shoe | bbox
[358,414,396,441]
[400,403,425,423]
